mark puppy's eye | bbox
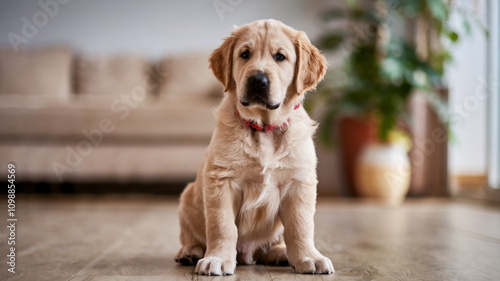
[274,53,286,61]
[240,51,250,59]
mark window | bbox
[488,0,499,190]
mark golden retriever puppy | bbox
[175,19,332,276]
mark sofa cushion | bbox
[157,53,224,102]
[0,143,207,182]
[75,55,155,96]
[0,94,66,109]
[0,46,72,97]
[0,97,217,141]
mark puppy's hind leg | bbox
[256,239,289,266]
[175,215,206,265]
[175,183,206,266]
[175,245,205,266]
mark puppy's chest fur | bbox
[231,131,292,239]
[208,110,316,244]
[248,131,286,170]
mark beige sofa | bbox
[0,46,223,184]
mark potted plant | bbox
[312,0,479,203]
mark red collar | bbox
[238,104,300,132]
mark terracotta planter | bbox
[354,143,411,205]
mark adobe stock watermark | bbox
[6,163,17,274]
[385,77,499,186]
[50,68,165,182]
[213,0,244,21]
[7,0,71,53]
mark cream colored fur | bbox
[175,19,333,276]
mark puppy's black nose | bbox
[248,71,269,90]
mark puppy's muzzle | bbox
[241,71,280,110]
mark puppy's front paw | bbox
[292,255,334,274]
[195,256,236,276]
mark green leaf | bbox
[317,33,346,50]
[343,0,359,9]
[463,18,471,34]
[425,0,447,21]
[322,9,345,21]
[381,57,403,81]
[448,31,459,42]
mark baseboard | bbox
[12,181,189,195]
[450,174,500,202]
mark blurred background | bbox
[0,0,498,201]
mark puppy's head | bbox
[209,19,326,115]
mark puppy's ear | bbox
[294,32,327,95]
[209,36,236,93]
